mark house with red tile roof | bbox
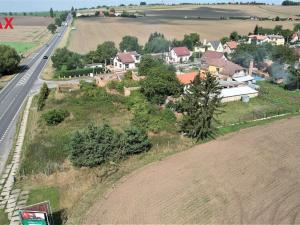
[223,41,238,54]
[113,51,140,71]
[168,47,191,63]
[176,71,207,85]
[202,50,225,60]
[291,31,300,44]
[201,57,246,79]
[248,35,270,45]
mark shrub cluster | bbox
[42,109,69,125]
[37,83,50,111]
[126,92,177,133]
[69,124,151,167]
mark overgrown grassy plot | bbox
[20,84,130,175]
[18,80,300,225]
[218,81,300,125]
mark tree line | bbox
[47,10,69,34]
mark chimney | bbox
[203,39,207,45]
[249,60,254,76]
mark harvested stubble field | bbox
[85,116,300,224]
[0,16,52,47]
[68,17,293,53]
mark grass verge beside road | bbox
[41,24,73,80]
[0,42,36,54]
[0,209,9,225]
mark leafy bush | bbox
[42,109,69,126]
[127,92,177,133]
[69,123,151,167]
[107,80,124,93]
[69,124,122,167]
[123,126,151,154]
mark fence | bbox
[219,108,299,128]
[57,67,110,78]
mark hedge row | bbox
[57,67,107,78]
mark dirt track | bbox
[85,116,300,224]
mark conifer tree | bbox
[180,73,222,141]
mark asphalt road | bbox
[0,15,71,174]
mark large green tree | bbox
[0,45,21,76]
[231,43,270,67]
[50,8,54,17]
[119,36,142,52]
[96,41,118,65]
[229,31,240,41]
[138,55,163,76]
[286,66,300,90]
[140,63,182,104]
[47,23,57,34]
[181,73,222,141]
[86,41,118,65]
[182,33,200,50]
[51,48,83,70]
[144,32,170,53]
[271,45,297,64]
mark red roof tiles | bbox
[176,72,199,85]
[117,51,138,64]
[225,41,238,49]
[202,57,244,77]
[202,50,224,59]
[172,47,190,57]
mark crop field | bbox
[140,5,300,18]
[0,42,36,53]
[0,16,52,53]
[85,116,300,224]
[68,17,294,53]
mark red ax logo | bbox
[0,17,14,29]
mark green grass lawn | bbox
[0,42,36,54]
[27,186,64,224]
[27,187,60,211]
[0,209,9,225]
[219,81,300,125]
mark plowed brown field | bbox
[85,116,300,224]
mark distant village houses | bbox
[113,51,140,71]
[248,34,285,45]
[291,31,300,44]
[168,47,192,63]
[201,51,246,80]
[206,40,224,52]
[223,41,238,55]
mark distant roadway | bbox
[0,15,72,174]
